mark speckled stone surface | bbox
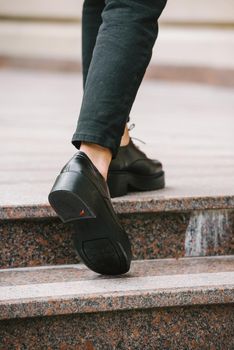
[0,304,233,349]
[0,218,80,268]
[1,210,233,269]
[0,256,233,320]
[1,195,234,220]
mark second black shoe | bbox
[48,151,132,275]
[107,138,165,198]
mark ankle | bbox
[80,142,112,181]
[120,124,130,146]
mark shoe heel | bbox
[107,172,128,198]
[48,171,96,223]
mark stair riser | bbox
[1,209,233,268]
[0,304,233,349]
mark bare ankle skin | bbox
[80,124,129,180]
[120,124,130,146]
[80,142,112,181]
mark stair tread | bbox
[0,70,234,220]
[1,255,233,320]
[1,193,234,220]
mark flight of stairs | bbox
[0,197,234,349]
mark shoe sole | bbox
[107,170,165,198]
[48,171,132,275]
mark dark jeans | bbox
[72,0,167,158]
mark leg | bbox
[82,0,130,128]
[82,0,130,159]
[80,0,112,181]
[49,0,167,275]
[82,0,105,89]
[72,0,167,161]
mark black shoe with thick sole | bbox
[107,138,165,198]
[48,151,132,275]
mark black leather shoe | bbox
[48,151,132,275]
[107,138,165,198]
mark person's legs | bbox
[49,0,167,275]
[80,0,129,180]
[72,0,167,166]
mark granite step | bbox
[1,201,234,269]
[0,255,233,349]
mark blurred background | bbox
[0,0,234,205]
[0,0,234,84]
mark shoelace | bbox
[127,123,146,146]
